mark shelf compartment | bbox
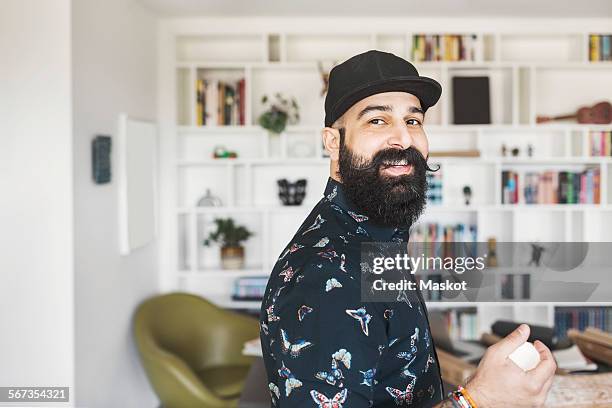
[285,33,371,62]
[197,212,264,271]
[375,34,406,57]
[178,166,232,207]
[447,66,514,125]
[432,162,496,206]
[477,209,513,242]
[178,130,267,161]
[251,164,328,207]
[479,128,566,158]
[250,67,323,127]
[176,34,265,62]
[534,67,612,128]
[514,209,567,242]
[499,33,584,63]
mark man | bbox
[259,50,556,407]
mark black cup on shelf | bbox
[277,178,307,206]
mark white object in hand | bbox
[508,341,540,371]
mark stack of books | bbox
[589,33,612,61]
[231,276,268,301]
[411,34,477,62]
[502,168,601,204]
[195,78,246,126]
[410,222,477,243]
[436,308,479,341]
[426,170,443,205]
[500,273,531,300]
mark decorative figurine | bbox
[528,243,546,267]
[487,237,498,267]
[278,179,307,205]
[197,188,223,207]
[213,145,237,158]
[527,144,534,157]
[462,185,472,206]
[511,147,520,157]
[501,143,507,157]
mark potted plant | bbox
[203,218,253,269]
[257,92,300,135]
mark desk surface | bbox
[239,356,612,408]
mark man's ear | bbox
[322,127,341,161]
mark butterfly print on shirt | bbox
[385,372,416,406]
[345,307,372,336]
[302,214,325,235]
[297,305,313,322]
[325,278,342,292]
[332,348,352,369]
[314,237,330,247]
[279,265,297,282]
[315,358,344,387]
[278,361,303,397]
[279,242,305,260]
[360,368,376,387]
[280,328,313,358]
[348,210,369,222]
[310,388,348,408]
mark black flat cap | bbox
[324,50,442,127]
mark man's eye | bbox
[368,118,385,125]
[407,118,422,126]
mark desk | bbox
[240,344,612,407]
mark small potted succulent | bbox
[258,92,300,135]
[203,218,253,269]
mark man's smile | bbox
[381,163,414,176]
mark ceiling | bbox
[138,0,612,18]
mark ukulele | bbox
[536,101,612,124]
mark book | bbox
[451,76,491,124]
[552,344,597,372]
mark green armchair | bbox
[133,292,259,408]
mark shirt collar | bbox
[323,177,410,242]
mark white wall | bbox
[71,0,159,406]
[0,0,74,396]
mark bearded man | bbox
[259,50,556,408]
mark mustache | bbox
[354,146,440,173]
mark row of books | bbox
[195,78,246,126]
[410,222,477,243]
[438,308,479,341]
[588,34,612,62]
[231,276,268,301]
[555,307,612,340]
[500,273,531,300]
[501,168,601,204]
[426,170,443,205]
[589,131,612,156]
[411,34,478,62]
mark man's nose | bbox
[387,122,414,150]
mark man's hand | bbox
[463,324,557,407]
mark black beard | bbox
[337,129,437,228]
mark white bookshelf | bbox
[158,20,612,338]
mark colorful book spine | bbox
[412,34,478,62]
[554,306,612,339]
[195,77,246,126]
[589,34,612,61]
[503,168,600,204]
[589,131,612,156]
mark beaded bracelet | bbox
[458,385,478,408]
[447,386,477,408]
